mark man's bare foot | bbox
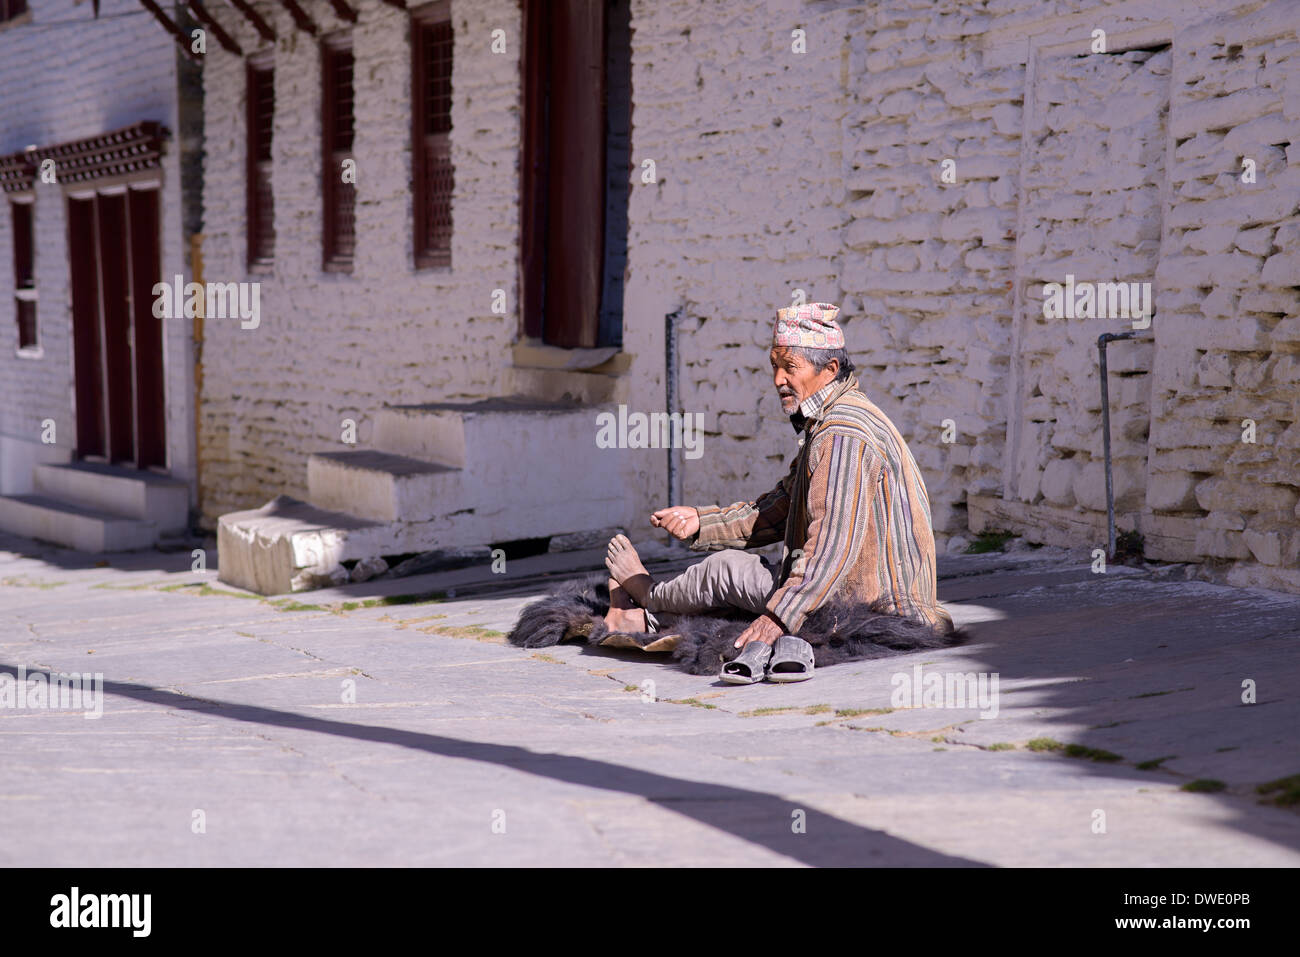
[604,576,647,632]
[605,534,652,606]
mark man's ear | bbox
[822,357,839,380]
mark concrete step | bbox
[221,397,639,594]
[0,493,158,552]
[373,396,582,466]
[307,450,461,523]
[217,495,395,595]
[369,396,629,539]
[34,462,189,532]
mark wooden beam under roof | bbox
[224,0,275,43]
[186,0,243,55]
[326,0,358,24]
[274,0,318,35]
[137,0,202,63]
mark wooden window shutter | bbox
[412,2,453,269]
[246,60,275,266]
[12,199,33,288]
[540,0,606,348]
[2,1,30,24]
[519,0,614,349]
[11,199,36,348]
[322,35,355,270]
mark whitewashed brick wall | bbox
[625,0,1300,591]
[0,0,191,496]
[197,0,1299,592]
[198,0,526,525]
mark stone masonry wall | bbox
[621,0,856,523]
[1010,47,1169,518]
[194,0,1297,592]
[625,0,1299,592]
[198,0,524,525]
[623,0,1031,536]
[0,0,190,496]
[1148,4,1300,591]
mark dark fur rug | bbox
[507,577,965,675]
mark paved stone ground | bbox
[1,531,1297,867]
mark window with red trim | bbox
[322,34,355,271]
[412,2,453,269]
[246,60,275,267]
[11,198,36,349]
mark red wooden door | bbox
[68,187,166,470]
[129,188,166,469]
[69,197,106,460]
[522,0,606,349]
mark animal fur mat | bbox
[507,578,965,675]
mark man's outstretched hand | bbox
[733,614,784,649]
[650,506,700,541]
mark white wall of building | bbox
[0,0,193,498]
[194,0,1298,592]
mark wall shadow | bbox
[938,561,1300,856]
[0,664,987,868]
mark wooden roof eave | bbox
[274,0,318,36]
[0,151,37,195]
[136,0,201,63]
[186,0,243,55]
[27,122,171,189]
[224,0,275,43]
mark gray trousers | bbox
[641,550,777,631]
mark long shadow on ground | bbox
[0,664,986,867]
[939,559,1300,854]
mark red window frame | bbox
[1,1,29,24]
[11,197,36,349]
[411,1,453,269]
[246,57,275,267]
[322,33,355,271]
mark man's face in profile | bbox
[770,346,837,416]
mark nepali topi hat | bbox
[773,302,845,349]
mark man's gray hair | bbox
[783,345,855,382]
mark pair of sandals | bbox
[720,634,815,684]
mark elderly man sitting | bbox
[599,302,954,680]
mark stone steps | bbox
[219,396,634,595]
[216,495,394,595]
[34,461,189,532]
[307,450,460,523]
[0,493,158,553]
[369,397,627,534]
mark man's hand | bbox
[733,614,784,649]
[650,506,700,541]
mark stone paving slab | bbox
[1,530,1298,866]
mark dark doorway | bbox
[68,186,167,470]
[520,0,631,349]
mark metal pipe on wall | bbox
[665,306,684,507]
[1097,331,1144,559]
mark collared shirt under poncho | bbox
[688,374,953,635]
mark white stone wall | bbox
[0,0,191,496]
[625,0,1300,591]
[197,0,1299,592]
[621,0,855,525]
[1148,4,1300,590]
[1010,46,1170,516]
[198,0,528,525]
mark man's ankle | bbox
[623,572,652,607]
[604,606,646,632]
